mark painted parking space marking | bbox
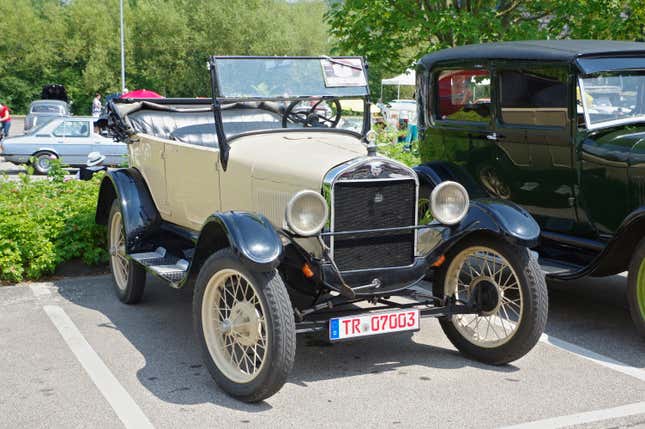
[43,305,154,429]
[498,401,645,429]
[29,283,52,297]
[539,332,645,383]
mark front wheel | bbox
[193,249,296,402]
[434,235,548,364]
[627,238,645,337]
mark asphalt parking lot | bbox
[0,274,643,429]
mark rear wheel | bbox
[434,235,548,364]
[107,200,146,304]
[193,249,296,402]
[32,151,57,175]
[627,239,645,337]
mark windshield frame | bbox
[208,55,372,170]
[578,70,645,131]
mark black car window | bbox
[499,68,568,127]
[436,69,491,122]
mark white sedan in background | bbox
[0,117,127,174]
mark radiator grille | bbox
[332,179,416,271]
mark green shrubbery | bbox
[0,163,107,283]
[375,126,421,167]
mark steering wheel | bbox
[282,98,342,128]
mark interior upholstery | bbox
[126,101,286,147]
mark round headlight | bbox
[365,129,377,143]
[430,181,469,225]
[285,190,329,236]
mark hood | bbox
[229,131,368,189]
[220,131,368,229]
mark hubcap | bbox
[38,156,51,171]
[202,269,268,383]
[109,211,129,291]
[637,258,645,321]
[444,246,523,348]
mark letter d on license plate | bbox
[329,309,420,341]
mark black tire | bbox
[627,238,645,337]
[433,235,548,365]
[32,151,57,175]
[107,200,146,304]
[193,248,296,402]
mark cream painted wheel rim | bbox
[202,269,268,383]
[109,211,129,291]
[444,246,523,348]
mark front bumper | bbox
[321,256,428,296]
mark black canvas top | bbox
[418,40,645,70]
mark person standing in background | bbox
[0,102,11,138]
[91,93,102,117]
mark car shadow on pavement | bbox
[545,275,645,369]
[54,274,518,411]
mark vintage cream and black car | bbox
[96,56,548,402]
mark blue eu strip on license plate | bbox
[329,309,420,341]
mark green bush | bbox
[375,126,421,167]
[0,167,107,283]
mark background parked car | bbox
[2,116,126,174]
[24,100,71,132]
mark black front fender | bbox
[423,198,541,262]
[95,168,161,252]
[190,211,283,276]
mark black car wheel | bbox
[193,248,296,402]
[107,200,146,304]
[434,234,548,364]
[32,151,57,175]
[627,238,645,337]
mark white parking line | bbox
[498,401,645,429]
[539,333,645,383]
[29,283,52,297]
[43,305,154,429]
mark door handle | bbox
[485,133,504,141]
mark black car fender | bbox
[95,168,162,252]
[414,161,540,249]
[414,161,488,200]
[189,212,284,277]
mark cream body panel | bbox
[221,131,367,227]
[128,134,170,216]
[164,140,221,230]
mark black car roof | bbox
[418,40,645,70]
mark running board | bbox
[130,247,190,286]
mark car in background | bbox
[378,99,417,126]
[416,40,645,336]
[2,116,126,174]
[24,100,71,132]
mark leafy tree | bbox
[325,0,645,96]
[0,0,330,114]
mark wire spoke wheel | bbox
[445,246,523,348]
[109,210,129,291]
[202,269,268,384]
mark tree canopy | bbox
[325,0,645,97]
[0,0,330,114]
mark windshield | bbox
[579,71,645,128]
[212,57,368,100]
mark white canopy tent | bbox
[380,69,416,100]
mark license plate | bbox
[329,309,420,341]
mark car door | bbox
[432,65,502,193]
[51,119,93,165]
[91,128,127,166]
[495,63,578,233]
[163,140,221,231]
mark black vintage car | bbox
[416,40,645,336]
[96,56,548,402]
